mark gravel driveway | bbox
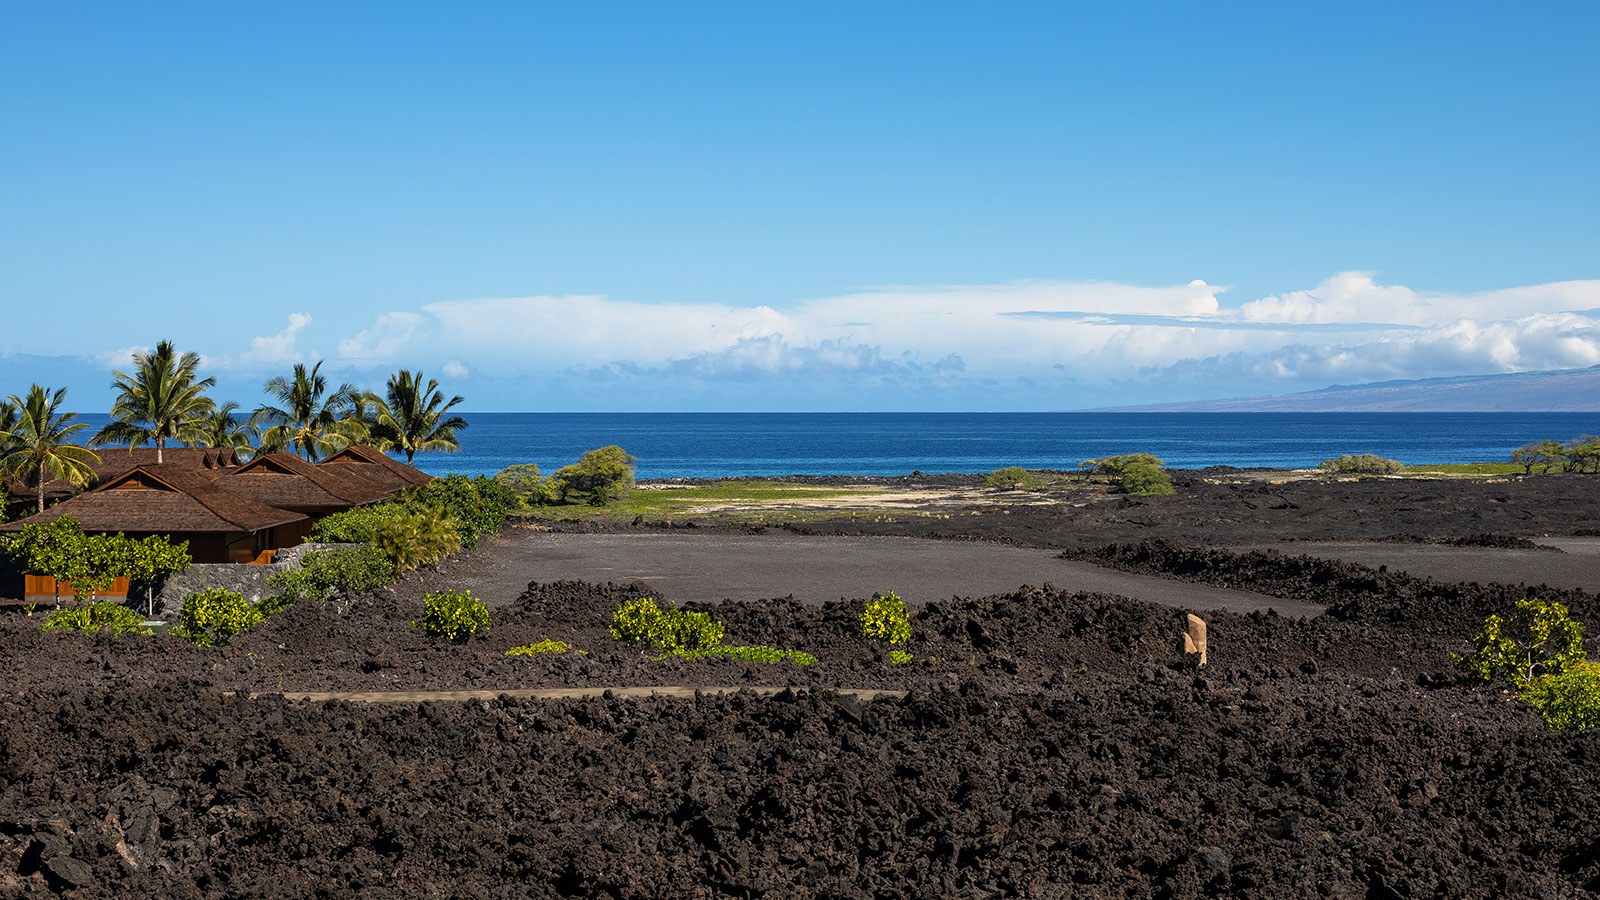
[426,531,1320,616]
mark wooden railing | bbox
[24,575,131,600]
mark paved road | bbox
[1231,538,1600,593]
[459,532,1320,617]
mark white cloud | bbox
[1237,271,1600,326]
[239,312,311,363]
[307,273,1600,405]
[198,313,313,373]
[90,345,148,370]
[338,312,427,359]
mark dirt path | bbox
[1230,539,1600,592]
[246,687,907,703]
[426,531,1321,617]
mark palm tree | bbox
[365,369,469,465]
[0,385,101,513]
[196,401,260,461]
[251,361,361,462]
[91,340,216,463]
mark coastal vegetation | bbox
[413,589,492,642]
[1317,453,1403,475]
[1455,599,1600,731]
[1089,453,1177,496]
[0,385,100,513]
[37,600,152,635]
[1510,436,1600,474]
[311,473,514,553]
[984,466,1040,489]
[1,516,191,608]
[251,361,364,461]
[609,596,817,664]
[172,587,261,647]
[361,369,468,465]
[493,445,637,508]
[91,340,215,463]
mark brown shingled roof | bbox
[9,446,242,504]
[0,464,307,534]
[319,445,432,488]
[213,452,392,511]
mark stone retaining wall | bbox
[151,543,359,618]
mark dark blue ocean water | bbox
[400,412,1599,478]
[65,412,1599,478]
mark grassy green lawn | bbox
[522,481,884,521]
[1399,462,1526,475]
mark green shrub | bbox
[401,474,516,548]
[609,597,723,654]
[1317,454,1403,476]
[889,649,913,665]
[1092,454,1166,477]
[372,508,462,571]
[554,445,637,506]
[312,474,513,553]
[413,590,491,642]
[264,544,397,612]
[1454,598,1586,691]
[506,639,580,657]
[1522,661,1600,731]
[859,592,912,645]
[38,601,151,636]
[674,645,819,665]
[1089,454,1176,496]
[1116,462,1175,496]
[173,588,262,648]
[310,504,406,543]
[493,463,561,509]
[984,466,1037,490]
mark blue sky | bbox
[2,2,1597,410]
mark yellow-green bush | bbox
[413,590,491,643]
[506,639,580,657]
[1454,598,1585,691]
[675,645,819,665]
[889,649,913,665]
[1456,599,1598,731]
[173,588,261,648]
[39,602,151,636]
[609,597,723,654]
[1522,661,1600,731]
[859,592,912,645]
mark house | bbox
[0,464,310,564]
[0,445,431,565]
[3,446,243,517]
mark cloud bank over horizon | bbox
[22,272,1600,411]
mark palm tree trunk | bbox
[35,466,43,514]
[157,437,164,464]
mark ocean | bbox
[402,412,1599,478]
[63,411,1599,478]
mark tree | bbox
[91,340,216,464]
[1091,454,1175,496]
[1566,436,1600,474]
[195,401,259,461]
[251,361,362,462]
[107,534,192,616]
[1511,440,1566,475]
[364,369,469,465]
[0,385,100,513]
[554,445,637,505]
[493,463,558,508]
[2,515,103,601]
